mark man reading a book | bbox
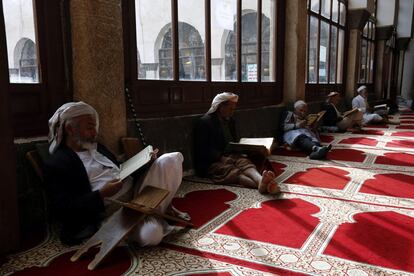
[44,101,187,245]
[323,91,363,131]
[194,92,279,194]
[352,85,398,125]
[280,100,331,160]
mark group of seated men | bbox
[44,86,392,248]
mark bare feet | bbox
[167,205,191,221]
[258,170,279,194]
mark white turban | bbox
[357,85,367,93]
[48,101,99,154]
[294,100,307,110]
[207,92,239,114]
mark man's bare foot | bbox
[258,170,271,194]
[168,205,191,221]
[267,180,280,195]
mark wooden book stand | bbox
[71,185,169,270]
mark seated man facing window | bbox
[194,92,280,195]
[44,101,188,245]
[352,85,398,125]
[280,100,331,160]
[323,91,363,132]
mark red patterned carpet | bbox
[1,112,414,275]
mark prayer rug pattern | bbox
[1,113,413,276]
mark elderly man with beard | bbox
[280,100,331,160]
[194,92,280,195]
[44,101,188,245]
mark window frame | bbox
[358,19,376,85]
[0,0,72,137]
[123,0,285,118]
[305,0,348,101]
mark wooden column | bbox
[70,0,127,154]
[283,0,307,104]
[0,3,19,253]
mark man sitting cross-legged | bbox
[44,101,188,246]
[194,92,280,195]
[280,100,331,160]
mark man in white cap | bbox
[44,101,188,245]
[194,92,279,194]
[323,91,363,131]
[280,100,331,159]
[352,85,397,125]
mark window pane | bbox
[321,0,331,18]
[329,26,337,83]
[242,0,258,82]
[212,0,237,81]
[369,42,375,83]
[262,0,276,82]
[308,16,318,83]
[332,0,339,22]
[136,0,172,80]
[310,0,319,13]
[363,22,368,37]
[336,29,344,83]
[178,0,206,81]
[359,39,367,83]
[339,2,346,26]
[319,21,329,83]
[3,0,40,83]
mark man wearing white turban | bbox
[352,86,398,125]
[194,92,280,194]
[44,101,188,246]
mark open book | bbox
[374,103,388,111]
[226,137,276,157]
[342,107,359,118]
[306,111,326,127]
[119,145,153,180]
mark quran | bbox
[119,145,153,180]
[342,107,359,118]
[226,137,277,157]
[306,111,326,127]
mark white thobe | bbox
[352,95,383,124]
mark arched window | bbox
[159,23,205,80]
[125,0,283,118]
[14,38,39,82]
[225,12,271,82]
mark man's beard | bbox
[74,133,97,150]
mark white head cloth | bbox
[357,85,367,94]
[294,100,307,110]
[48,101,99,154]
[207,92,239,114]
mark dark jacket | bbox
[322,102,342,126]
[193,112,237,176]
[43,143,118,245]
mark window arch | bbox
[159,22,205,80]
[14,38,39,82]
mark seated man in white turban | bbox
[44,101,188,245]
[352,85,398,125]
[194,92,280,194]
[323,91,363,131]
[281,100,331,159]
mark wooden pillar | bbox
[0,3,19,253]
[70,0,127,154]
[283,0,307,104]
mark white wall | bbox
[348,0,367,10]
[377,0,397,27]
[401,39,414,101]
[397,0,414,38]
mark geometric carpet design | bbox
[1,112,413,275]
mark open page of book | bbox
[374,104,387,110]
[306,110,326,127]
[239,137,275,150]
[119,145,153,180]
